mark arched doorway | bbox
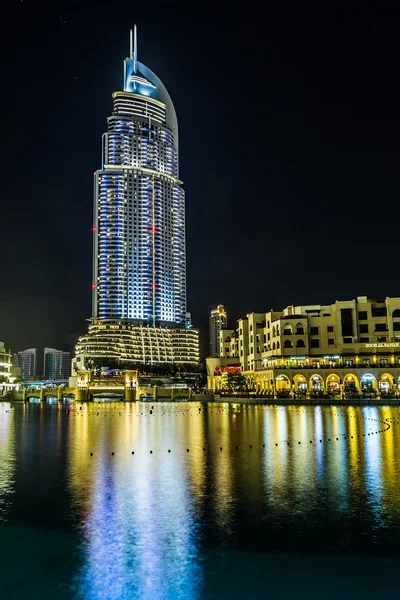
[344,374,359,394]
[293,374,307,396]
[379,373,395,394]
[310,374,324,392]
[326,374,340,395]
[275,375,291,395]
[360,373,377,395]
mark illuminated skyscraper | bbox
[75,27,199,368]
[209,305,227,357]
[93,25,185,326]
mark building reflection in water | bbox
[60,402,400,598]
[68,403,202,599]
[0,403,15,524]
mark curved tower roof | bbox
[123,26,179,151]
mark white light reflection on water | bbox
[362,406,383,525]
[313,407,324,484]
[0,404,15,523]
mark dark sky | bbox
[1,1,400,358]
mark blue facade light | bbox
[74,28,198,367]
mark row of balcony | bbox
[256,363,399,371]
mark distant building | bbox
[17,348,37,380]
[44,348,71,380]
[209,305,227,357]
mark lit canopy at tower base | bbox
[73,320,199,373]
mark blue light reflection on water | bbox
[69,404,202,600]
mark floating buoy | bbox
[150,450,153,454]
[112,452,114,456]
[220,447,222,451]
[90,452,93,456]
[168,450,171,453]
[187,449,189,452]
[132,451,134,454]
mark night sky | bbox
[1,2,400,359]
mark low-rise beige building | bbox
[207,297,400,397]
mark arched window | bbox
[295,323,305,335]
[283,325,293,335]
[296,339,305,348]
[284,340,293,348]
[393,309,400,318]
[272,342,276,350]
[277,341,280,349]
[272,326,276,337]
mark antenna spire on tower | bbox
[133,24,138,73]
[130,28,133,59]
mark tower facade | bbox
[74,28,199,369]
[93,26,186,328]
[44,348,71,380]
[209,305,227,357]
[17,348,37,380]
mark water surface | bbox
[1,401,400,599]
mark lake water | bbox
[1,401,400,599]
